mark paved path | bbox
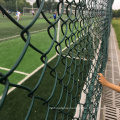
[100,25,120,120]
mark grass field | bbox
[112,19,120,48]
[0,13,84,94]
[0,69,26,95]
[0,31,57,73]
[0,56,89,120]
[0,13,54,40]
[0,13,92,119]
[0,30,58,96]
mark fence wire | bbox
[0,0,114,119]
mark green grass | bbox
[0,30,57,73]
[0,26,72,95]
[112,19,120,48]
[0,13,92,119]
[0,69,26,95]
[0,33,91,119]
[0,56,90,120]
[0,13,79,40]
[0,14,54,39]
[0,19,92,94]
[0,29,57,95]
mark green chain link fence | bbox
[0,0,114,119]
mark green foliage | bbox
[0,0,5,7]
[0,0,31,12]
[112,9,120,18]
[33,1,58,13]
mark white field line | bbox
[0,67,29,76]
[30,29,46,34]
[65,55,88,61]
[0,29,47,41]
[0,35,20,41]
[0,54,57,99]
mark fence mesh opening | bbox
[0,0,114,119]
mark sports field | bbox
[0,56,89,120]
[0,13,54,40]
[0,12,59,88]
[0,13,91,119]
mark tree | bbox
[112,10,120,18]
[33,0,57,13]
[0,0,32,12]
[18,0,25,12]
[33,1,38,8]
[0,0,6,9]
[117,9,120,17]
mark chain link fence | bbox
[0,0,114,119]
